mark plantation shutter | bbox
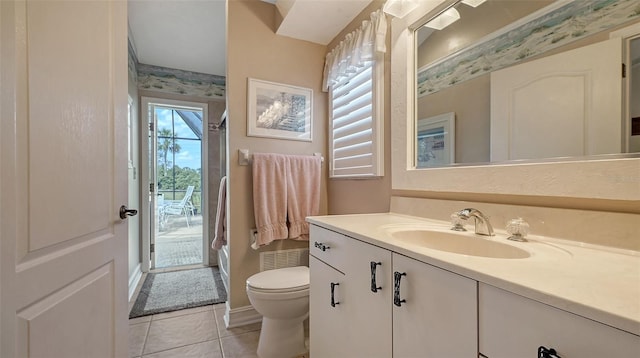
[324,9,386,178]
[330,63,382,177]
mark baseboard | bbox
[224,302,262,329]
[128,263,143,301]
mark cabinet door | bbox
[344,238,393,357]
[393,254,478,358]
[479,283,640,357]
[310,256,348,358]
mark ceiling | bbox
[269,0,373,45]
[128,0,226,77]
[127,0,373,78]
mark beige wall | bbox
[326,0,392,215]
[226,0,328,309]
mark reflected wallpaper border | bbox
[417,0,640,97]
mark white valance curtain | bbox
[322,9,387,92]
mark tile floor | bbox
[129,304,264,358]
[129,300,310,358]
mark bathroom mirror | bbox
[390,0,640,200]
[413,0,640,168]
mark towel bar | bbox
[238,149,324,166]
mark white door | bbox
[1,1,129,357]
[491,38,622,161]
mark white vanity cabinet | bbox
[309,225,478,358]
[308,214,640,358]
[479,283,640,358]
[343,236,393,357]
[310,225,392,357]
[392,253,477,357]
[309,256,348,358]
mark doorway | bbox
[628,36,640,153]
[141,97,209,270]
[612,22,640,153]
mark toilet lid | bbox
[246,266,309,291]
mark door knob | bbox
[119,205,138,219]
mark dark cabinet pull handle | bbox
[330,282,340,307]
[314,241,330,251]
[393,271,407,307]
[538,346,561,358]
[370,261,382,293]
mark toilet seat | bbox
[246,266,309,293]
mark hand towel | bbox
[286,155,322,240]
[211,176,227,250]
[252,153,289,247]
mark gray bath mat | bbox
[129,267,227,318]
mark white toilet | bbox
[246,266,310,358]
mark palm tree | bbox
[157,128,181,174]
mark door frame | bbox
[140,96,209,272]
[128,94,143,300]
[610,22,640,153]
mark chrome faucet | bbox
[454,208,494,236]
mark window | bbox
[329,59,384,178]
[324,9,387,178]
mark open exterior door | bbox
[1,1,129,357]
[141,98,209,270]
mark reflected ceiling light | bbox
[461,0,487,7]
[383,0,420,18]
[424,8,460,30]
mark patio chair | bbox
[163,185,196,228]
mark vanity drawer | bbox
[479,283,640,358]
[309,225,348,272]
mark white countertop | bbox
[307,213,640,336]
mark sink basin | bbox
[389,229,530,259]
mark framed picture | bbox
[416,112,455,168]
[247,78,313,141]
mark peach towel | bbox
[286,155,321,240]
[252,153,289,246]
[252,153,322,247]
